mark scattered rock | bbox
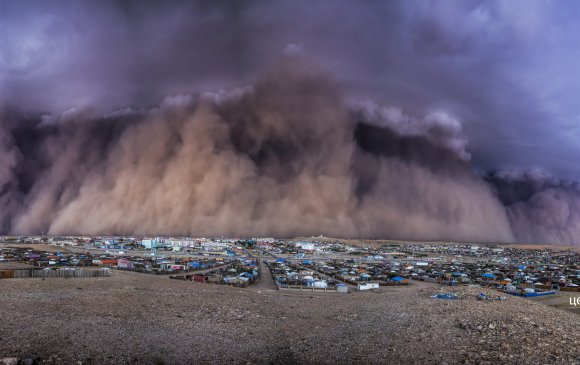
[0,358,18,365]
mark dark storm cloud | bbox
[2,0,579,178]
[488,170,580,245]
[1,1,580,244]
[0,58,515,241]
[0,0,258,111]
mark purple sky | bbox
[1,0,580,180]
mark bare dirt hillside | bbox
[0,271,578,364]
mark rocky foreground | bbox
[0,271,578,365]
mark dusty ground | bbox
[502,243,580,252]
[0,271,579,365]
[0,263,36,270]
[529,291,580,315]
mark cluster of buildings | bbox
[2,236,579,297]
[172,259,260,288]
[257,240,357,256]
[0,243,264,288]
[0,247,113,278]
[0,246,230,275]
[389,243,580,292]
[265,258,409,292]
[1,235,255,256]
[257,240,580,295]
[266,259,344,290]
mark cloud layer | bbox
[1,1,580,244]
[488,170,580,245]
[0,59,518,242]
[1,1,579,179]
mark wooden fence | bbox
[278,284,338,292]
[0,269,111,279]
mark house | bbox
[357,282,380,291]
[117,258,135,269]
[193,274,205,283]
[295,242,316,251]
[141,239,160,249]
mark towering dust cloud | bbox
[488,170,580,245]
[0,58,577,244]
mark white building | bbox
[295,242,316,251]
[357,282,380,291]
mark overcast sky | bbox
[1,0,580,179]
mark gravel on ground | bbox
[0,271,578,365]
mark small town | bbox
[4,1,580,364]
[1,236,579,364]
[1,236,578,299]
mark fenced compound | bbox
[0,268,111,279]
[276,282,339,292]
[169,263,260,289]
[116,262,232,276]
[116,267,189,275]
[305,267,410,287]
[170,274,255,288]
[0,270,17,279]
